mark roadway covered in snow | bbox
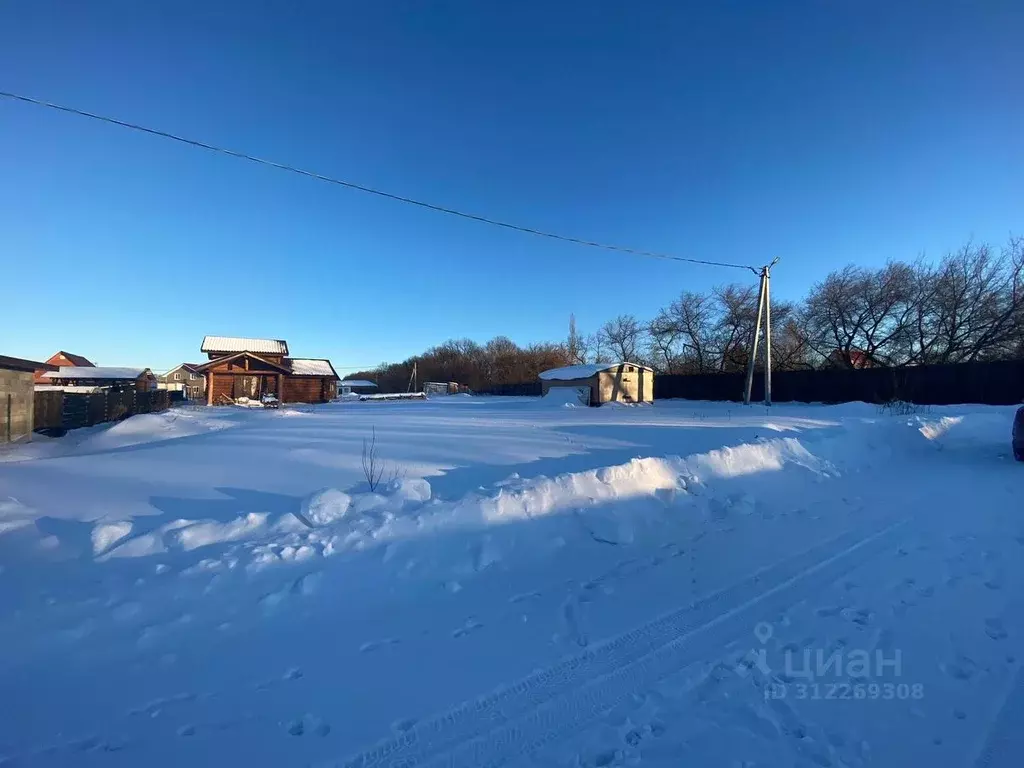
[0,397,1021,767]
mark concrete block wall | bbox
[0,369,35,443]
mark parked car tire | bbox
[1014,406,1024,462]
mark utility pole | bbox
[407,361,418,393]
[743,258,780,406]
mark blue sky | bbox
[2,1,1021,372]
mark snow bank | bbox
[80,409,236,451]
[299,488,353,527]
[91,521,133,556]
[539,386,589,408]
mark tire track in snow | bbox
[340,514,910,768]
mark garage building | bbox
[539,362,654,406]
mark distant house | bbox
[1,354,57,443]
[39,367,158,392]
[33,351,95,384]
[340,379,378,396]
[826,349,876,370]
[196,336,339,404]
[158,363,206,400]
[539,362,654,406]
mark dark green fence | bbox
[653,360,1024,406]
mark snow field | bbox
[0,398,1021,767]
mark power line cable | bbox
[1,89,756,272]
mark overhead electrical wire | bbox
[0,90,757,271]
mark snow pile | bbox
[915,411,1014,455]
[683,436,833,480]
[80,409,236,451]
[298,488,352,527]
[91,521,133,556]
[539,386,589,407]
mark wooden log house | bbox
[197,336,339,405]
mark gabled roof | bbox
[201,336,289,355]
[285,358,339,378]
[162,363,203,377]
[340,379,377,388]
[0,354,55,373]
[539,362,653,381]
[43,366,150,380]
[194,351,291,373]
[52,351,95,367]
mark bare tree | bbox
[802,263,915,368]
[648,292,718,373]
[361,426,386,491]
[647,310,682,372]
[909,240,1024,363]
[600,314,645,362]
[566,314,586,365]
[587,332,610,364]
[349,236,1024,391]
[712,284,759,372]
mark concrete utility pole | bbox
[743,258,780,406]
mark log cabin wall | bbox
[282,377,327,403]
[210,374,234,403]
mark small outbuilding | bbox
[539,362,654,406]
[1,354,57,443]
[339,379,378,396]
[39,366,158,392]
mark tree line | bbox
[346,237,1024,392]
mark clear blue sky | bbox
[2,1,1021,371]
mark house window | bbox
[190,374,198,380]
[626,366,635,372]
[174,373,182,380]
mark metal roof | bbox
[0,354,55,373]
[43,366,148,380]
[53,351,95,367]
[539,362,653,381]
[286,358,338,378]
[201,336,289,355]
[339,379,377,388]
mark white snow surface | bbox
[540,362,651,380]
[1,398,1023,767]
[540,385,590,407]
[286,358,336,377]
[200,336,288,355]
[41,366,146,380]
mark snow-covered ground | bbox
[0,397,1021,767]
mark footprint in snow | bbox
[391,717,417,734]
[941,653,979,681]
[509,591,542,604]
[984,575,1005,591]
[287,714,330,737]
[452,618,483,639]
[985,619,1008,641]
[359,638,399,653]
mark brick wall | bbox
[0,368,35,442]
